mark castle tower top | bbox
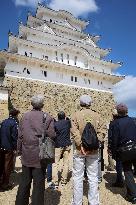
[36,4,89,31]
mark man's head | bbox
[80,95,92,107]
[116,103,128,116]
[31,95,44,110]
[58,111,65,120]
[9,108,20,117]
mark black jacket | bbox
[109,116,136,159]
[54,119,72,148]
[0,117,19,150]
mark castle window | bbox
[98,81,99,85]
[61,53,63,62]
[50,19,52,23]
[71,76,73,81]
[67,54,69,64]
[74,56,77,65]
[27,69,30,74]
[88,79,90,84]
[45,56,48,60]
[84,60,88,68]
[56,73,63,79]
[55,51,58,61]
[23,67,26,72]
[101,81,103,85]
[30,52,32,57]
[25,52,27,56]
[84,79,87,84]
[44,71,47,77]
[75,77,77,82]
[0,68,4,78]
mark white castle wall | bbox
[24,28,101,59]
[5,61,113,92]
[17,43,112,75]
[42,14,82,31]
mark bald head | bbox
[116,103,128,116]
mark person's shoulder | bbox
[44,112,54,122]
[1,118,8,126]
[71,110,79,119]
[23,110,31,116]
[88,109,100,118]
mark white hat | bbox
[80,95,92,106]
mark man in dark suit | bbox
[0,108,20,190]
[110,103,136,204]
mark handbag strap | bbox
[42,113,52,138]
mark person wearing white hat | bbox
[71,94,106,205]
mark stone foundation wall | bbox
[0,100,9,122]
[4,76,115,124]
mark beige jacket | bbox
[71,107,106,154]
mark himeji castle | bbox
[0,4,124,122]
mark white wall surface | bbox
[5,61,113,92]
[42,14,82,31]
[17,42,112,75]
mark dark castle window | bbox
[67,54,69,64]
[44,71,47,77]
[71,76,73,81]
[74,56,77,65]
[45,56,48,60]
[23,68,26,72]
[27,69,30,74]
[61,53,63,62]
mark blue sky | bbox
[0,0,136,115]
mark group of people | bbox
[0,94,136,205]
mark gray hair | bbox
[31,95,44,109]
[80,95,92,107]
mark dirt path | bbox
[0,156,132,205]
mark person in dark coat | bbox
[15,95,55,205]
[53,111,71,187]
[110,103,136,204]
[108,109,124,187]
[0,108,20,190]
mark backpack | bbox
[81,122,99,150]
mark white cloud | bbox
[48,0,99,17]
[113,76,136,115]
[14,0,98,16]
[14,0,44,7]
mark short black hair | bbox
[9,108,20,117]
[58,111,65,120]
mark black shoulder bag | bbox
[117,118,136,162]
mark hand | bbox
[80,145,86,155]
